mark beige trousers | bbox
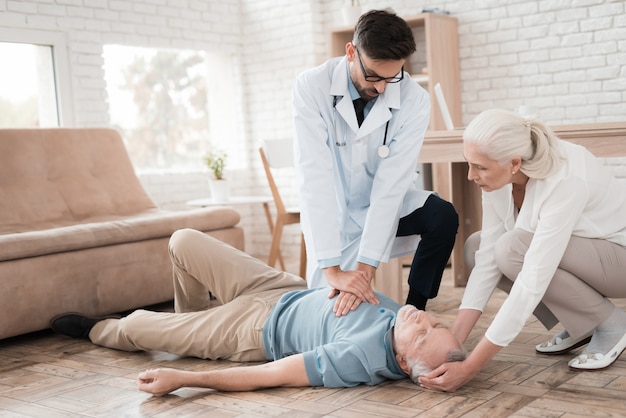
[90,228,306,361]
[466,230,626,339]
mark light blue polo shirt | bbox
[262,288,407,387]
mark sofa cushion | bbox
[0,128,157,232]
[0,207,240,262]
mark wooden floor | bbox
[1,266,625,417]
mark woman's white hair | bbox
[463,108,563,179]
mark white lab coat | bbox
[293,56,433,287]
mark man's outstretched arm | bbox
[137,354,310,396]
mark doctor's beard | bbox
[354,82,380,101]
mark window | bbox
[103,45,240,171]
[0,28,73,127]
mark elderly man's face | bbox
[393,305,462,374]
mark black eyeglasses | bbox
[355,47,404,84]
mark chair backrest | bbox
[259,139,294,214]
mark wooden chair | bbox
[259,139,307,278]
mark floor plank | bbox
[1,266,625,417]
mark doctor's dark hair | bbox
[352,9,416,60]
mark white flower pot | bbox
[209,179,230,203]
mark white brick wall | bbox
[3,0,241,127]
[2,0,625,264]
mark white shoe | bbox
[568,332,626,370]
[535,331,592,355]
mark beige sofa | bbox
[0,128,244,340]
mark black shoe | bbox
[50,313,120,339]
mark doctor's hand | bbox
[328,289,364,316]
[323,266,379,308]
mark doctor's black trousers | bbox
[396,194,458,300]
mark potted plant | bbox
[203,148,230,203]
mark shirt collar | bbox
[347,70,360,101]
[384,327,408,377]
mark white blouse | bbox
[461,140,626,347]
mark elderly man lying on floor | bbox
[51,228,466,395]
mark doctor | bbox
[293,9,458,314]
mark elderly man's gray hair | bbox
[407,348,468,385]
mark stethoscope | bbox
[333,96,391,159]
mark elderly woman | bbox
[420,108,626,392]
